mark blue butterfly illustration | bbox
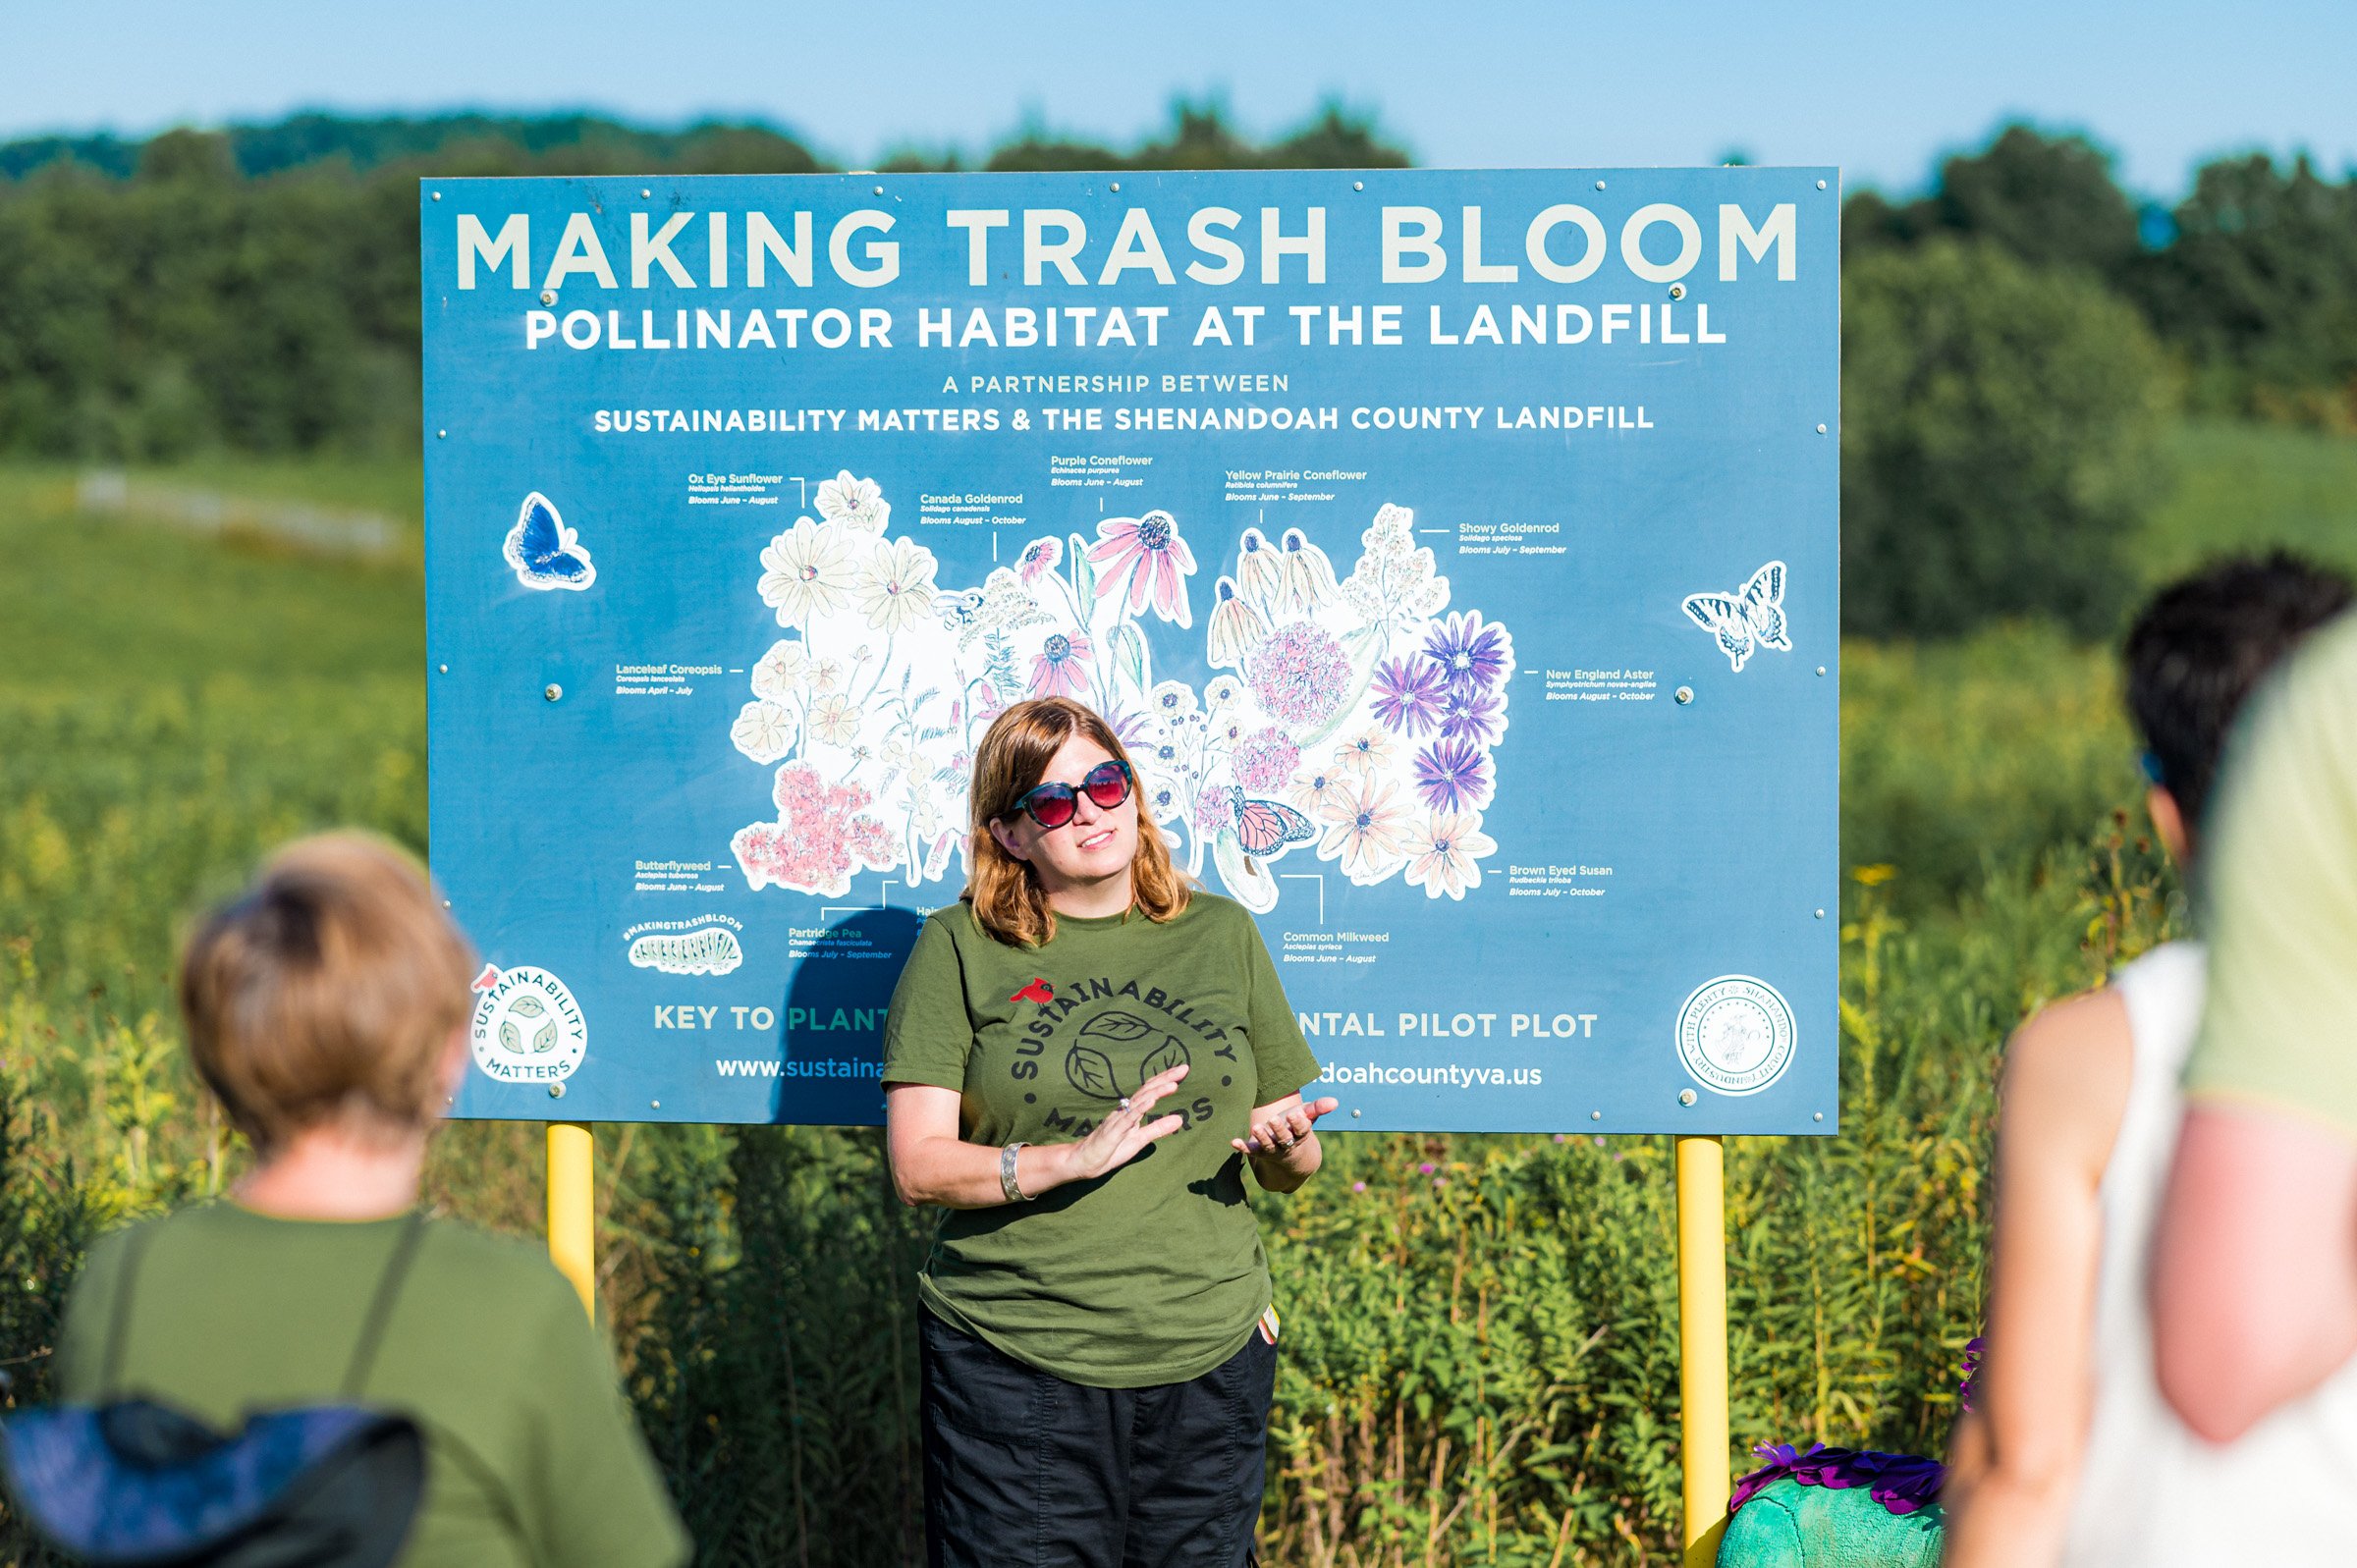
[503,492,596,591]
[1681,561,1789,673]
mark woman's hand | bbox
[1062,1062,1191,1183]
[1234,1094,1339,1192]
[886,1067,1189,1208]
[1235,1096,1338,1159]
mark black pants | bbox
[919,1309,1276,1568]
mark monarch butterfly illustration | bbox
[1205,785,1315,913]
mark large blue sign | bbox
[422,168,1839,1134]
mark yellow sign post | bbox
[1677,1134,1730,1566]
[547,1121,597,1318]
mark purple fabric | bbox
[1728,1441,1947,1518]
[1959,1336,1986,1414]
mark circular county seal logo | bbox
[469,963,587,1085]
[1674,975,1796,1097]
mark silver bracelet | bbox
[1000,1141,1032,1204]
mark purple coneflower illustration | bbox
[1029,630,1093,698]
[1087,510,1197,626]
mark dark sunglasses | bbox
[1007,759,1133,830]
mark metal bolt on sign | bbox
[1669,283,1685,299]
[1678,1088,1698,1107]
[544,683,563,702]
[1674,686,1694,705]
[548,1082,566,1099]
[540,290,556,305]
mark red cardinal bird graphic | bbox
[1011,978,1055,1005]
[471,964,503,993]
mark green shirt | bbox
[57,1204,688,1568]
[882,893,1320,1388]
[2186,612,2357,1137]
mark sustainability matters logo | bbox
[470,963,588,1084]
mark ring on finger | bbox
[1119,1097,1131,1110]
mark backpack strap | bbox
[97,1221,160,1399]
[340,1209,429,1400]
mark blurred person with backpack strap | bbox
[16,833,688,1568]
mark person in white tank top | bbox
[1943,555,2356,1567]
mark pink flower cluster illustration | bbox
[732,763,897,898]
[729,478,1510,907]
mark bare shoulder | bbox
[2001,986,2134,1173]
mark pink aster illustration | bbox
[1087,510,1197,627]
[1029,631,1093,698]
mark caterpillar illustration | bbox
[627,926,745,976]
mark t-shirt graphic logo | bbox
[1011,978,1055,1005]
[1066,1009,1191,1101]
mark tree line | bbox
[0,106,2345,633]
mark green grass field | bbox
[2,417,2342,1564]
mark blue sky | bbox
[6,0,2350,198]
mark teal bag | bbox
[1715,1443,1946,1568]
[1716,1477,1945,1567]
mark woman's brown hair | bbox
[179,832,477,1154]
[964,697,1191,946]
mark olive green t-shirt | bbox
[882,893,1320,1388]
[57,1204,688,1568]
[2185,612,2357,1137]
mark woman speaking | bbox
[883,695,1337,1568]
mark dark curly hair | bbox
[2123,552,2354,832]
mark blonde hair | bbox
[964,697,1191,946]
[178,832,476,1154]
